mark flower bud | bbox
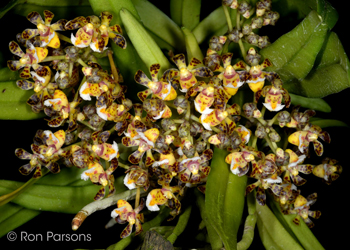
[243,103,261,118]
[238,1,252,18]
[269,130,281,142]
[246,33,259,46]
[242,24,252,35]
[255,123,266,138]
[173,95,189,114]
[228,28,243,43]
[161,118,177,131]
[251,16,263,29]
[178,120,191,138]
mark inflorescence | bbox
[8,0,341,238]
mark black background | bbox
[0,0,349,249]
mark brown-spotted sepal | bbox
[123,165,150,191]
[111,199,145,238]
[312,157,342,185]
[22,10,66,49]
[8,40,48,78]
[288,193,321,228]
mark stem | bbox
[135,187,140,209]
[236,10,241,30]
[76,58,88,68]
[57,33,73,44]
[41,55,66,62]
[251,135,258,149]
[0,168,49,206]
[72,188,147,231]
[73,76,86,101]
[264,135,277,154]
[107,50,119,84]
[78,120,97,131]
[118,162,130,170]
[68,62,73,79]
[223,4,233,32]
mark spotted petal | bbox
[9,41,25,57]
[22,29,40,40]
[110,33,127,49]
[94,186,106,201]
[193,67,213,78]
[27,11,44,26]
[313,140,323,156]
[137,89,152,102]
[43,10,54,25]
[256,186,266,206]
[19,163,36,175]
[51,19,67,31]
[46,161,60,173]
[221,53,233,68]
[135,70,151,86]
[149,64,160,82]
[188,57,202,70]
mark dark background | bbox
[0,0,349,249]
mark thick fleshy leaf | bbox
[120,8,171,75]
[261,10,349,98]
[205,147,247,250]
[192,6,227,45]
[0,68,45,120]
[131,0,185,51]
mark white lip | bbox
[80,167,96,181]
[43,130,59,144]
[71,33,89,48]
[97,105,108,120]
[246,77,265,83]
[264,176,282,184]
[200,109,214,131]
[30,71,46,83]
[224,80,244,89]
[146,193,160,211]
[153,107,166,120]
[43,98,61,107]
[239,125,251,144]
[139,132,155,148]
[160,82,172,100]
[79,81,92,101]
[123,173,136,189]
[152,159,169,168]
[263,102,285,112]
[108,141,119,161]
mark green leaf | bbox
[182,26,204,63]
[309,118,349,128]
[289,93,331,112]
[181,0,201,31]
[192,6,227,45]
[170,0,183,26]
[0,206,40,238]
[261,10,350,98]
[120,8,171,75]
[260,10,324,80]
[268,196,325,250]
[256,199,304,250]
[0,68,45,120]
[314,32,350,82]
[205,147,247,250]
[89,0,149,100]
[131,0,185,51]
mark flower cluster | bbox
[10,0,342,240]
